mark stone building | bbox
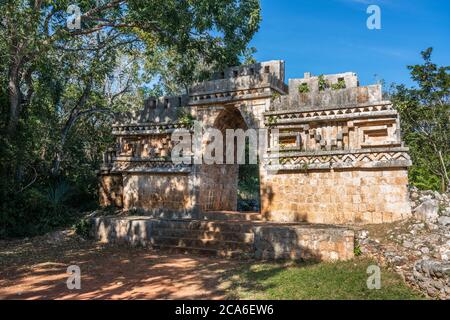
[99,60,412,225]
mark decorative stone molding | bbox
[112,122,191,136]
[110,159,192,174]
[265,148,412,171]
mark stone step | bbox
[152,228,254,243]
[198,211,263,221]
[152,219,256,233]
[152,244,252,259]
[151,236,254,252]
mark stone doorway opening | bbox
[199,106,261,213]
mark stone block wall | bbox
[261,168,411,224]
[99,173,123,208]
[253,224,355,261]
[122,173,194,215]
[198,164,239,211]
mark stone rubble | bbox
[356,186,450,300]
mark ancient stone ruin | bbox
[94,60,413,261]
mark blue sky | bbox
[249,0,449,87]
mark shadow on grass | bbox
[221,260,319,299]
[221,258,426,300]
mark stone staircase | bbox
[198,211,263,221]
[150,214,259,258]
[91,213,355,261]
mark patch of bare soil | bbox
[0,230,240,300]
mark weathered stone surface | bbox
[91,216,354,262]
[438,216,450,227]
[357,187,450,300]
[261,168,411,224]
[413,199,440,223]
[122,173,194,217]
[99,174,123,207]
[253,224,354,261]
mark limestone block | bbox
[414,199,440,223]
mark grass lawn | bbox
[222,258,425,300]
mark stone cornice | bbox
[111,122,192,136]
[264,100,393,115]
[264,104,398,126]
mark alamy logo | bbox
[66,1,108,31]
[66,4,81,30]
[366,265,381,289]
[171,121,279,166]
[366,5,382,30]
[67,265,81,290]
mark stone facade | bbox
[99,60,412,225]
[261,169,410,224]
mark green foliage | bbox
[238,164,260,212]
[298,83,310,93]
[270,92,281,101]
[300,162,309,174]
[242,47,258,65]
[237,140,260,212]
[331,78,346,90]
[0,182,79,239]
[318,75,329,91]
[408,166,442,191]
[391,48,449,192]
[46,180,72,208]
[74,218,91,239]
[267,115,277,126]
[0,0,261,238]
[354,244,362,256]
[177,109,196,127]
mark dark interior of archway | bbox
[237,140,260,212]
[204,107,261,212]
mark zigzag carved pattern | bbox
[273,152,410,166]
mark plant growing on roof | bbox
[298,82,310,93]
[267,115,277,126]
[177,109,196,126]
[318,75,329,91]
[271,92,281,101]
[331,78,346,90]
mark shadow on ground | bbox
[0,232,245,300]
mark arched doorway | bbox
[197,106,260,212]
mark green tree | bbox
[392,48,450,192]
[1,0,261,136]
[0,0,261,238]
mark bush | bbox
[0,180,81,239]
[74,218,91,239]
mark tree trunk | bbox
[52,114,76,175]
[7,63,21,136]
[51,80,93,175]
[438,150,449,192]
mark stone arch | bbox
[213,105,248,133]
[197,105,261,212]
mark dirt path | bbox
[0,231,240,300]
